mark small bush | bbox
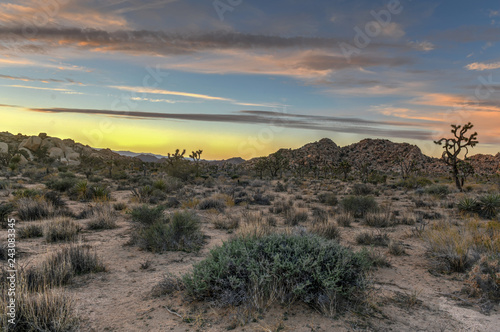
[275,181,287,192]
[396,176,432,189]
[336,212,354,227]
[284,208,308,226]
[464,255,500,303]
[424,184,450,198]
[87,204,117,230]
[151,274,184,298]
[364,210,393,228]
[134,211,204,252]
[17,198,55,221]
[356,232,389,246]
[183,233,370,316]
[311,207,328,224]
[198,198,226,212]
[457,197,480,214]
[89,185,110,201]
[113,202,127,211]
[388,240,406,256]
[130,205,165,225]
[18,223,44,239]
[211,214,239,231]
[0,284,79,332]
[0,203,14,228]
[46,177,78,192]
[352,183,373,196]
[318,193,338,206]
[44,217,81,243]
[341,196,378,218]
[270,199,293,215]
[309,222,340,240]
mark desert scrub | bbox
[464,255,500,303]
[24,245,105,291]
[364,209,394,228]
[317,192,338,206]
[457,194,500,219]
[340,195,378,218]
[44,217,81,243]
[87,204,117,230]
[0,202,14,228]
[0,279,79,332]
[308,221,340,240]
[424,184,450,198]
[356,231,389,246]
[336,212,354,227]
[18,223,44,239]
[17,197,55,221]
[183,233,370,316]
[133,211,204,252]
[130,205,165,225]
[284,207,308,226]
[197,197,226,212]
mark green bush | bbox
[46,177,78,192]
[341,196,378,218]
[134,211,204,252]
[130,205,165,225]
[352,183,373,196]
[457,197,480,214]
[396,176,432,189]
[424,184,450,197]
[183,233,369,316]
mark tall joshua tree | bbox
[434,122,478,191]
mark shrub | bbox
[130,205,165,225]
[336,212,354,227]
[183,233,370,316]
[424,184,450,198]
[24,245,105,291]
[352,183,373,196]
[197,198,226,212]
[0,203,14,228]
[422,221,477,273]
[43,191,66,208]
[44,217,81,243]
[341,196,378,218]
[275,181,287,192]
[0,283,79,332]
[211,214,239,231]
[134,211,204,252]
[464,255,500,303]
[17,198,55,221]
[317,193,338,206]
[269,199,293,215]
[89,185,110,201]
[364,210,393,228]
[87,204,117,230]
[309,222,340,240]
[284,208,308,226]
[311,207,328,224]
[18,223,44,239]
[46,177,78,192]
[457,197,480,214]
[388,240,406,256]
[151,274,184,298]
[356,232,389,246]
[113,202,127,211]
[396,176,432,189]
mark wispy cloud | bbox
[21,106,434,140]
[0,74,81,84]
[465,61,500,71]
[4,85,74,92]
[109,85,233,101]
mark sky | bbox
[0,0,499,160]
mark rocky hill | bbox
[0,132,130,166]
[245,138,499,176]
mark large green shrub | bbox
[183,233,369,316]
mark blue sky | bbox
[0,0,499,159]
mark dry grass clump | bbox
[311,207,328,224]
[44,217,81,243]
[210,213,239,231]
[284,207,308,226]
[388,240,406,256]
[364,209,394,228]
[198,197,227,212]
[87,204,118,230]
[0,278,79,332]
[237,211,273,238]
[336,212,354,227]
[308,221,340,240]
[356,231,389,247]
[18,223,44,239]
[464,255,500,305]
[17,197,55,221]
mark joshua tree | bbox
[434,122,478,191]
[395,154,418,180]
[457,160,475,188]
[267,150,289,178]
[189,149,203,177]
[254,157,268,179]
[336,160,352,181]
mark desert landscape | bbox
[0,129,499,331]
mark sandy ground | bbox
[2,183,500,332]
